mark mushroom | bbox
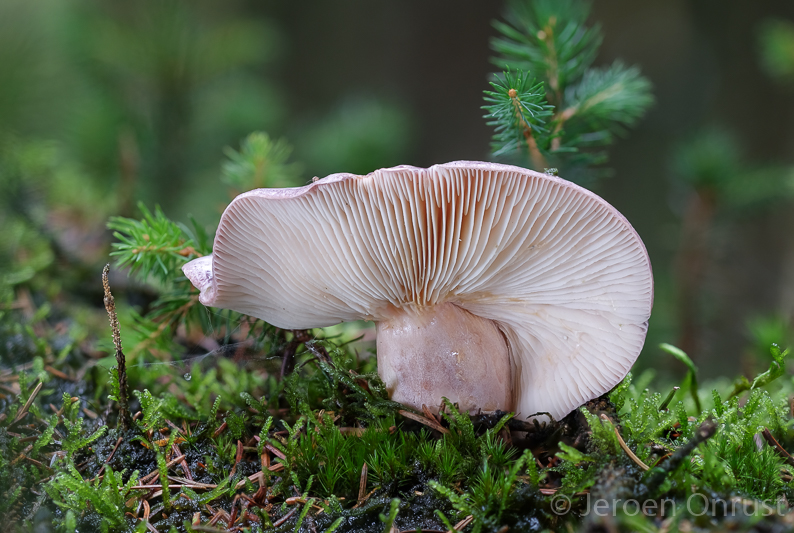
[183,161,653,420]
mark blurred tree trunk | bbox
[153,77,190,201]
[778,209,794,322]
[675,187,716,357]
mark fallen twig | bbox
[139,455,186,485]
[195,522,229,533]
[228,440,243,480]
[352,487,377,509]
[422,404,440,424]
[168,476,218,490]
[452,514,474,531]
[212,421,228,437]
[600,414,649,471]
[131,484,208,490]
[23,454,53,472]
[12,381,43,424]
[172,442,193,481]
[265,443,286,460]
[271,507,297,528]
[94,437,124,480]
[398,409,449,434]
[234,472,265,490]
[358,462,368,504]
[44,365,72,381]
[646,419,717,492]
[761,428,794,468]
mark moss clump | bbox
[3,296,794,533]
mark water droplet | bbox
[563,335,568,341]
[183,373,192,381]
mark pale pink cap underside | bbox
[182,254,215,305]
[182,161,653,420]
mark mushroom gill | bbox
[183,161,653,420]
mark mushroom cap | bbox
[184,161,653,420]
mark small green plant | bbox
[60,394,108,456]
[660,343,702,413]
[45,465,141,532]
[431,450,533,533]
[378,498,401,533]
[221,132,301,191]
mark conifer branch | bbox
[492,0,602,103]
[508,88,548,169]
[486,0,653,181]
[222,132,300,191]
[108,203,206,284]
[483,70,553,163]
[107,135,286,358]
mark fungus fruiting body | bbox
[183,161,653,420]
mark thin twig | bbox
[228,495,240,529]
[422,404,440,424]
[139,455,186,484]
[398,409,449,434]
[271,507,297,528]
[358,463,368,504]
[44,365,73,381]
[280,330,313,378]
[130,484,209,490]
[172,442,193,481]
[646,419,718,492]
[600,414,649,471]
[452,514,474,532]
[189,526,229,533]
[234,471,265,490]
[228,440,243,480]
[23,454,53,472]
[10,444,34,466]
[168,476,218,490]
[352,487,377,509]
[94,437,124,479]
[207,506,227,527]
[212,421,228,437]
[761,428,794,468]
[12,381,43,424]
[265,443,286,460]
[103,265,130,430]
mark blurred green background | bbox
[3,0,794,380]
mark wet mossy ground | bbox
[4,292,794,533]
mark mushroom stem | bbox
[375,302,513,413]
